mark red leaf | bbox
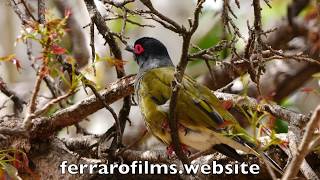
[51,45,66,55]
[13,152,21,169]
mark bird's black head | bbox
[126,37,174,72]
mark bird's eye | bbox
[134,44,144,55]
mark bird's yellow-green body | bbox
[136,67,257,154]
[128,37,282,173]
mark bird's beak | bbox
[125,45,134,53]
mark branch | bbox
[222,0,242,38]
[282,105,320,179]
[286,130,319,179]
[84,0,123,75]
[139,0,184,33]
[10,0,69,114]
[21,0,37,21]
[38,0,46,24]
[214,92,309,126]
[201,20,318,101]
[201,0,313,101]
[0,76,26,112]
[84,0,131,149]
[27,75,309,143]
[168,0,205,165]
[188,40,234,60]
[29,75,135,139]
[23,67,45,129]
[9,0,29,24]
[33,90,74,116]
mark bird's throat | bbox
[138,57,174,74]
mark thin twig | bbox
[168,0,205,165]
[34,90,75,116]
[9,0,29,24]
[23,68,45,128]
[286,130,319,180]
[38,0,46,24]
[20,0,37,21]
[0,77,26,112]
[140,0,184,33]
[84,0,132,149]
[90,22,96,76]
[30,69,46,113]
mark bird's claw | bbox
[166,144,191,158]
[161,122,189,135]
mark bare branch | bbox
[0,76,26,112]
[28,71,44,114]
[38,0,46,24]
[90,22,96,75]
[29,75,135,139]
[84,0,132,148]
[84,0,123,72]
[286,131,319,179]
[213,92,309,126]
[167,0,205,165]
[282,105,320,179]
[9,0,29,24]
[33,90,74,116]
[21,0,37,21]
[139,0,184,33]
[23,67,46,129]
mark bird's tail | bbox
[214,130,283,174]
[240,138,283,175]
[233,124,284,174]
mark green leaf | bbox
[274,119,288,133]
[196,22,223,49]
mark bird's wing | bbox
[148,68,254,141]
[144,67,224,128]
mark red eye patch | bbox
[134,44,144,55]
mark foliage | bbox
[0,149,37,180]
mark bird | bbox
[126,37,282,173]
